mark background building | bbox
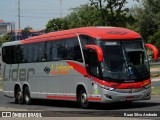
[0,19,15,38]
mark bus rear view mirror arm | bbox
[145,44,159,61]
[85,45,104,62]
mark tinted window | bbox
[46,41,52,61]
[79,35,96,64]
[66,38,82,62]
[10,46,17,64]
[2,46,18,64]
[21,44,28,63]
[56,40,66,60]
[2,46,11,64]
[38,42,46,62]
[79,35,96,49]
[27,43,39,62]
[85,49,100,77]
[2,37,83,64]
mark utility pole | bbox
[18,0,21,30]
[60,0,62,18]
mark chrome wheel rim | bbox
[81,93,87,104]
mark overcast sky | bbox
[0,0,137,30]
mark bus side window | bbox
[85,49,100,78]
[23,45,28,63]
[2,46,10,64]
[3,45,18,64]
[10,46,17,64]
[28,43,39,63]
[66,38,83,62]
[51,41,58,61]
[79,35,96,62]
[56,40,66,60]
[46,41,52,61]
[38,42,46,62]
[17,45,28,63]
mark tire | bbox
[116,101,133,106]
[78,88,90,109]
[24,87,31,105]
[15,87,24,104]
[125,101,133,106]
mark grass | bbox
[0,81,2,90]
[152,86,160,95]
[150,65,160,69]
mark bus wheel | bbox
[15,88,23,104]
[24,87,31,105]
[125,101,133,106]
[78,88,89,109]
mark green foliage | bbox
[66,4,102,28]
[128,0,160,41]
[89,0,136,27]
[45,0,160,51]
[0,34,12,45]
[148,29,160,51]
[46,1,137,32]
[22,26,32,34]
[46,18,69,32]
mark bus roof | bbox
[3,26,141,45]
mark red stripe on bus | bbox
[47,95,76,100]
[20,27,141,44]
[21,34,76,44]
[67,61,151,89]
[47,95,101,101]
[67,61,87,75]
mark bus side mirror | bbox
[145,44,159,61]
[85,45,104,62]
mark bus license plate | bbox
[126,96,134,101]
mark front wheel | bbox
[78,88,90,109]
[24,87,32,105]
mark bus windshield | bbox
[100,40,150,82]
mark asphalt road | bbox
[0,91,160,119]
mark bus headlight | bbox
[101,86,115,91]
[143,84,151,89]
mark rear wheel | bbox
[78,88,90,109]
[24,87,31,105]
[15,87,23,104]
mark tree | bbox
[128,0,160,41]
[89,0,136,27]
[0,34,12,45]
[66,4,101,28]
[46,18,69,32]
[22,26,32,34]
[148,29,160,51]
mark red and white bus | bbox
[1,27,159,108]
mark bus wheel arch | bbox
[23,84,32,105]
[14,84,23,104]
[76,85,90,109]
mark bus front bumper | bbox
[100,87,151,103]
